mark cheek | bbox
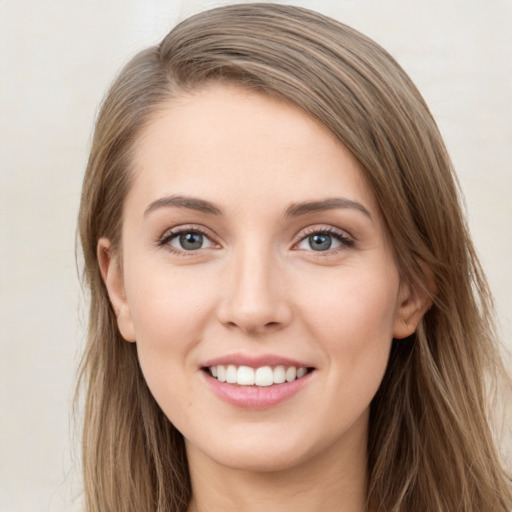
[298,269,399,387]
[125,262,216,344]
[301,267,399,338]
[124,280,208,433]
[122,264,218,400]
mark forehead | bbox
[127,83,379,219]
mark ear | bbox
[97,238,136,342]
[393,276,433,340]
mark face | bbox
[100,84,425,475]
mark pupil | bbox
[309,233,331,251]
[180,232,203,250]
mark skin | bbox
[99,84,428,512]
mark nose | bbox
[216,245,293,335]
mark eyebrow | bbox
[144,195,223,217]
[144,194,371,220]
[284,197,372,219]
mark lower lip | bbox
[202,370,315,409]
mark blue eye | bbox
[163,230,214,251]
[308,233,333,251]
[296,229,352,252]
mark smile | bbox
[201,355,316,408]
[207,365,311,386]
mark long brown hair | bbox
[77,4,512,511]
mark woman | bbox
[77,3,511,511]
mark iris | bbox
[180,232,203,250]
[309,233,332,251]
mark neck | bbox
[186,419,368,512]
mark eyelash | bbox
[158,225,214,256]
[157,225,354,257]
[296,226,354,255]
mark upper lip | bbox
[201,353,314,369]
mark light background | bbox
[0,0,511,510]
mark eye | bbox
[295,228,353,252]
[160,228,215,253]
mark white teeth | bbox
[208,364,310,386]
[285,367,297,382]
[217,365,226,382]
[226,364,237,384]
[255,366,274,386]
[273,365,286,384]
[237,366,255,385]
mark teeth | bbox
[226,365,237,384]
[255,366,273,386]
[208,364,310,386]
[285,367,297,382]
[217,365,226,382]
[273,365,286,384]
[237,366,255,385]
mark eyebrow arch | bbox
[284,197,372,219]
[144,194,371,220]
[144,195,223,217]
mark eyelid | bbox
[156,223,354,256]
[158,224,220,254]
[292,224,355,252]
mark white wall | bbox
[1,0,510,510]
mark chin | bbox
[185,424,340,475]
[202,446,312,474]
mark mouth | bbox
[200,354,316,408]
[203,365,315,387]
